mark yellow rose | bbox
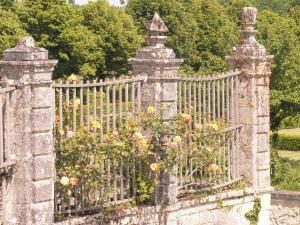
[133,132,143,140]
[181,114,192,125]
[147,106,155,114]
[206,123,219,131]
[60,176,69,186]
[67,131,75,138]
[150,163,159,172]
[67,74,79,82]
[90,120,101,129]
[195,123,202,130]
[174,136,182,144]
[207,164,222,174]
[206,147,213,153]
[140,139,148,148]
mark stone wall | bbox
[55,189,258,225]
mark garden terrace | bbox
[0,7,273,225]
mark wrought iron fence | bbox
[177,71,241,194]
[53,76,144,218]
[53,71,242,219]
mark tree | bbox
[16,0,83,78]
[127,0,238,75]
[0,7,27,57]
[58,25,105,78]
[256,10,300,129]
[81,0,143,76]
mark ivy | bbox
[245,198,261,225]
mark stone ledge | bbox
[54,188,256,225]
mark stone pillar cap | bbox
[241,7,257,25]
[3,37,49,61]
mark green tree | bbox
[256,10,300,129]
[81,0,143,76]
[0,0,16,10]
[58,25,105,78]
[16,0,83,78]
[127,0,238,74]
[0,7,27,57]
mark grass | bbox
[279,128,300,135]
[273,150,300,191]
[278,150,300,160]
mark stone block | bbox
[257,95,269,116]
[257,169,270,189]
[32,71,53,81]
[32,179,53,203]
[257,133,269,153]
[32,87,54,108]
[32,155,54,181]
[161,82,177,101]
[31,108,53,132]
[160,101,177,119]
[257,151,270,170]
[239,107,256,124]
[257,116,269,133]
[31,132,53,156]
[31,201,54,225]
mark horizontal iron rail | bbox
[53,77,146,88]
[55,197,135,215]
[179,71,240,81]
[178,177,243,194]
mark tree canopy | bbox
[127,0,238,75]
[0,0,299,129]
[0,6,27,58]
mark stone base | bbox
[55,188,272,225]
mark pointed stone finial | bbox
[3,36,48,61]
[145,13,169,34]
[241,7,257,26]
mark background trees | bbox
[0,0,299,129]
[127,0,238,75]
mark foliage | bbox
[271,149,300,191]
[126,0,238,75]
[16,0,84,78]
[0,7,27,58]
[270,147,287,185]
[14,0,142,79]
[81,0,143,77]
[256,10,300,130]
[55,106,227,206]
[280,115,300,129]
[276,131,300,151]
[244,198,261,225]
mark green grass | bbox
[272,150,300,191]
[278,150,300,160]
[279,128,300,135]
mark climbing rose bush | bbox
[55,106,227,205]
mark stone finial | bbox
[145,12,169,34]
[241,7,257,25]
[15,36,36,49]
[3,36,48,61]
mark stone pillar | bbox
[129,13,183,205]
[226,8,273,225]
[0,37,57,225]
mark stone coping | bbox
[0,60,58,66]
[272,190,300,200]
[54,188,257,225]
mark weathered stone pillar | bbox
[0,37,57,225]
[129,13,183,205]
[226,8,273,225]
